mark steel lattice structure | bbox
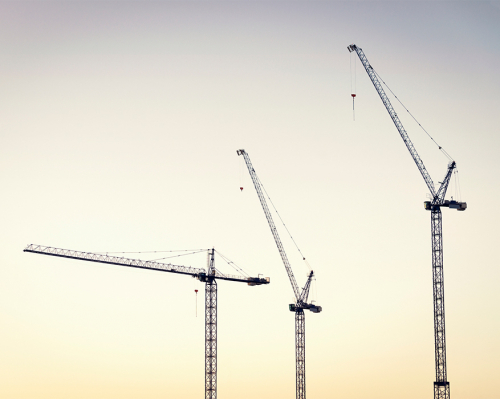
[348,44,466,399]
[295,310,306,398]
[205,278,217,399]
[238,149,321,399]
[24,245,269,399]
[431,209,450,399]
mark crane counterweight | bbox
[424,200,467,211]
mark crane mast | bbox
[24,244,269,399]
[348,44,466,399]
[205,249,217,399]
[237,149,321,399]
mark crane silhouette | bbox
[237,149,321,399]
[24,244,269,399]
[348,44,466,399]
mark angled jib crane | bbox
[24,244,269,399]
[237,150,321,399]
[347,44,466,399]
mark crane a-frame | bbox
[347,44,466,399]
[237,149,321,399]
[24,244,269,399]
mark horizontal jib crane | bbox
[24,244,269,285]
[24,244,269,399]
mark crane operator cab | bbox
[424,200,467,211]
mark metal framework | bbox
[236,150,300,300]
[237,149,321,399]
[295,310,306,398]
[348,44,466,399]
[348,44,436,196]
[205,279,217,398]
[23,244,267,285]
[431,165,453,398]
[24,244,269,399]
[431,209,449,399]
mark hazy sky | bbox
[1,1,499,399]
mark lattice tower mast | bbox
[24,244,269,399]
[347,44,467,399]
[237,150,321,399]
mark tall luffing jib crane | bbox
[237,150,321,399]
[24,244,269,399]
[347,44,466,399]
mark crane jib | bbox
[348,44,467,212]
[237,149,322,311]
[23,244,270,285]
[348,44,438,197]
[237,149,301,300]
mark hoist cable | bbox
[97,248,209,255]
[455,170,462,202]
[214,250,250,277]
[311,277,318,304]
[95,249,210,263]
[354,52,357,93]
[350,53,353,94]
[453,171,458,200]
[255,174,311,271]
[372,69,454,162]
[149,249,210,262]
[350,53,356,120]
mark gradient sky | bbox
[1,1,499,399]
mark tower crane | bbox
[347,44,466,399]
[237,149,321,399]
[24,244,269,399]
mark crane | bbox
[237,149,321,399]
[24,244,269,399]
[347,44,466,399]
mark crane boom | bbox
[348,44,437,198]
[238,149,321,399]
[348,44,467,399]
[236,150,301,300]
[23,244,270,286]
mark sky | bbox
[1,1,499,398]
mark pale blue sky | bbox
[1,2,499,398]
